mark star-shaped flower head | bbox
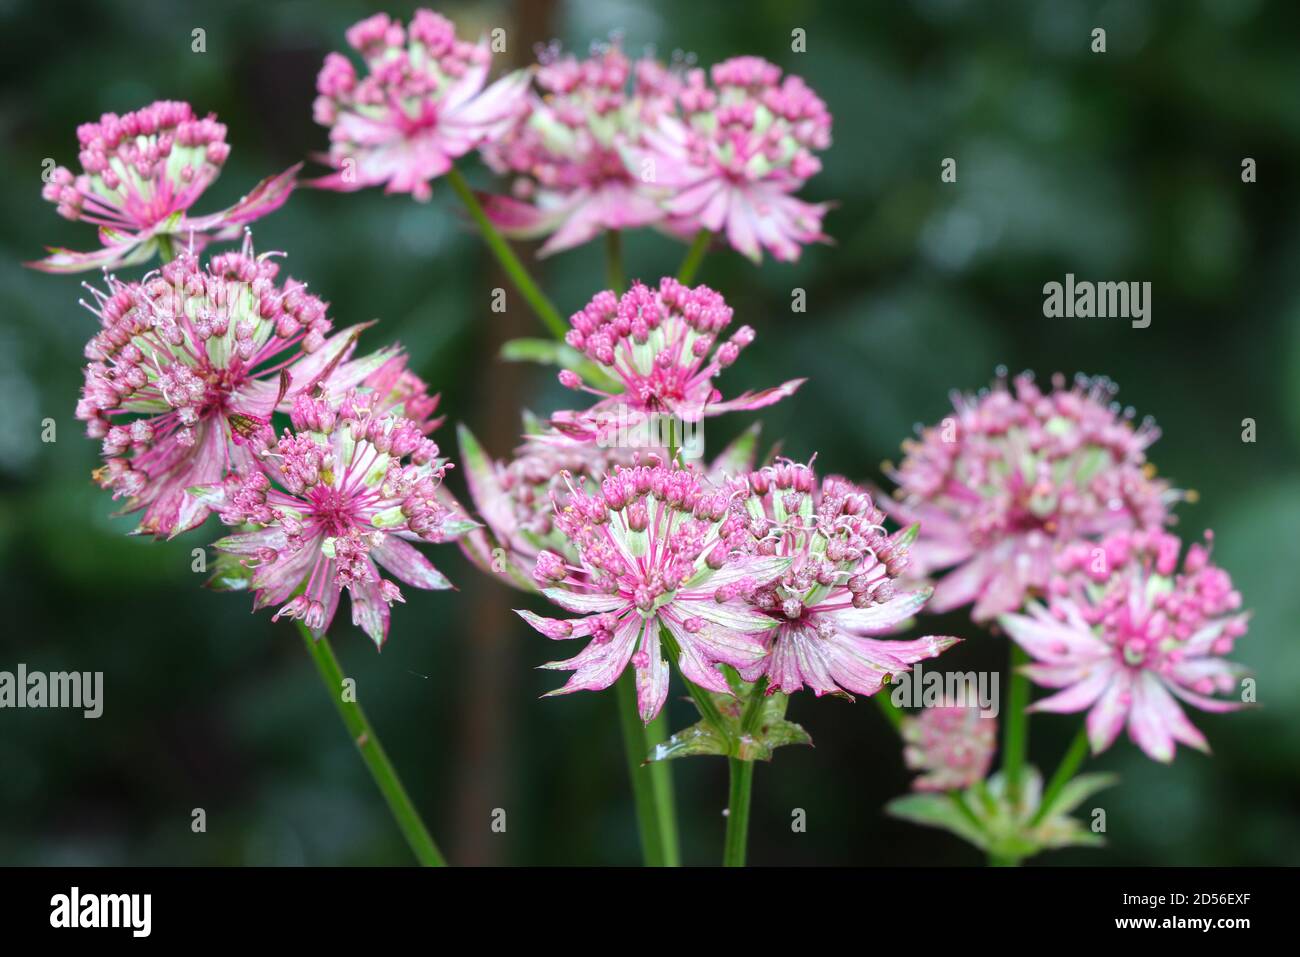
[551,278,803,443]
[731,459,959,698]
[1000,528,1250,763]
[517,462,788,722]
[479,39,682,255]
[31,100,297,273]
[312,9,529,200]
[79,234,394,537]
[633,56,832,262]
[205,387,474,648]
[882,370,1181,622]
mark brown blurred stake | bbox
[452,0,558,866]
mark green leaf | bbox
[886,792,990,851]
[500,338,621,392]
[648,678,812,764]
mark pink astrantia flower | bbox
[205,391,473,647]
[732,460,959,698]
[882,371,1179,622]
[312,9,529,201]
[517,462,785,723]
[478,41,681,255]
[458,418,763,589]
[1000,529,1250,763]
[632,56,832,263]
[78,236,394,537]
[902,704,997,792]
[31,100,297,273]
[550,279,804,442]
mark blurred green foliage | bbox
[0,0,1297,865]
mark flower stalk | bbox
[676,229,711,285]
[1030,725,1091,827]
[295,621,445,866]
[446,165,568,340]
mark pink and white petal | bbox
[188,164,301,237]
[1166,682,1250,714]
[971,564,1031,621]
[1086,670,1132,755]
[515,609,594,641]
[540,587,625,615]
[999,610,1108,664]
[659,613,733,694]
[678,555,791,597]
[634,621,671,723]
[252,545,323,609]
[1027,663,1116,714]
[26,237,152,274]
[680,597,780,634]
[705,378,807,415]
[1126,672,1178,763]
[478,191,569,238]
[372,536,452,590]
[350,573,392,649]
[768,624,838,696]
[927,554,993,614]
[544,613,640,694]
[1145,675,1210,754]
[1020,661,1098,689]
[825,633,959,697]
[827,587,933,636]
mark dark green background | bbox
[1,0,1297,865]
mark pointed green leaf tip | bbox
[885,767,1117,861]
[499,338,621,392]
[647,677,812,764]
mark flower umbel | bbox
[517,462,786,722]
[79,236,393,537]
[312,9,529,200]
[999,528,1250,763]
[32,100,297,273]
[479,40,681,255]
[634,56,832,262]
[551,279,803,442]
[208,390,473,648]
[883,371,1179,622]
[458,417,763,589]
[733,460,959,697]
[902,704,997,792]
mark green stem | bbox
[605,229,625,293]
[644,710,681,865]
[295,621,444,866]
[1030,724,1090,826]
[1002,643,1032,807]
[723,757,755,867]
[675,229,712,285]
[614,671,680,866]
[722,676,766,867]
[445,166,568,341]
[874,690,905,733]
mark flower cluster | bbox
[1000,528,1250,763]
[551,278,804,442]
[731,460,958,698]
[33,100,297,273]
[883,370,1178,622]
[901,704,997,792]
[202,387,472,648]
[79,237,392,537]
[479,41,682,255]
[634,55,833,262]
[312,9,529,200]
[518,462,783,721]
